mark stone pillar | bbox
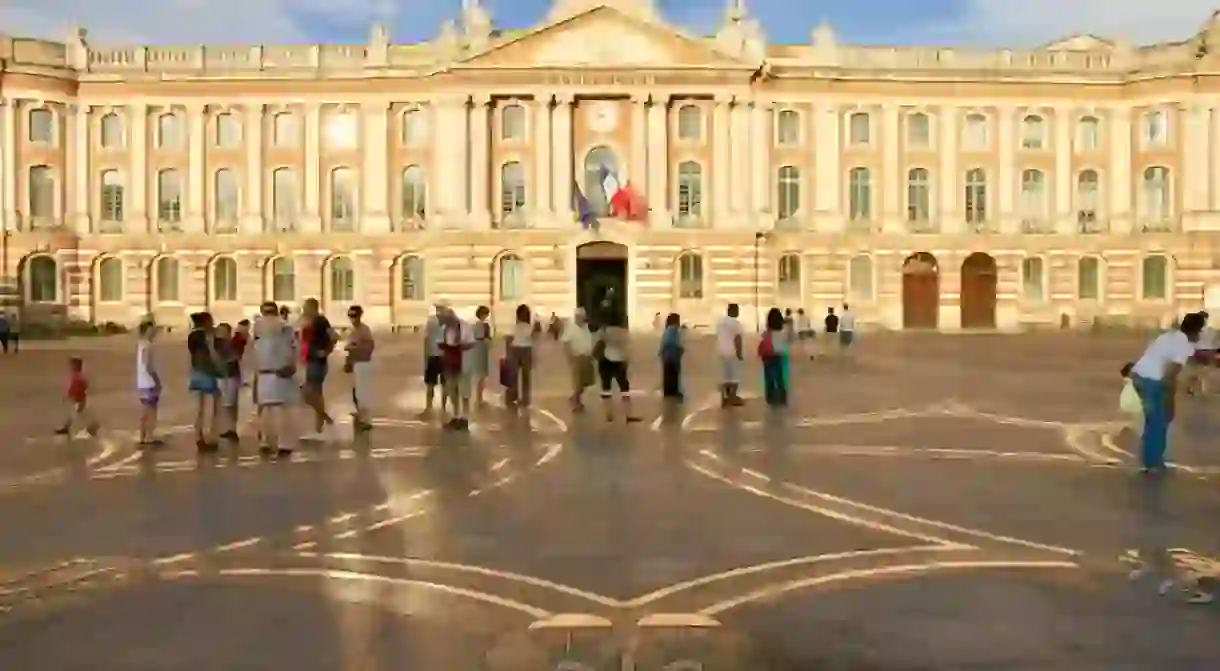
[469,94,491,228]
[242,104,264,234]
[552,93,574,220]
[813,102,842,232]
[1109,107,1133,234]
[729,101,749,213]
[996,105,1015,232]
[749,99,769,223]
[0,101,11,231]
[711,93,731,227]
[186,104,206,233]
[1182,104,1208,214]
[646,93,669,227]
[301,102,322,233]
[128,103,149,233]
[69,104,90,234]
[533,94,553,222]
[362,100,391,233]
[938,106,959,233]
[1053,107,1073,233]
[431,94,468,221]
[629,92,647,217]
[881,104,901,233]
[1211,107,1220,212]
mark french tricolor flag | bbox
[598,165,647,222]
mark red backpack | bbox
[757,331,775,358]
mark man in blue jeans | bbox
[1129,312,1205,473]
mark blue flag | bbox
[573,181,598,231]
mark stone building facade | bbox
[4,0,1220,330]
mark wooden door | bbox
[902,253,939,329]
[960,253,997,329]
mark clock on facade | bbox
[586,102,619,133]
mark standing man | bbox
[839,303,856,357]
[253,301,298,458]
[345,305,375,432]
[562,307,595,411]
[715,303,745,408]
[422,301,447,417]
[1129,311,1205,473]
[823,306,839,359]
[300,297,337,441]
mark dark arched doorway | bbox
[576,241,628,324]
[961,252,998,329]
[902,252,939,329]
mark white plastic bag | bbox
[1119,379,1143,415]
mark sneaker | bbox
[1188,591,1214,605]
[275,448,293,460]
[220,430,240,443]
[258,445,275,458]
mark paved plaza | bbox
[1,330,1220,669]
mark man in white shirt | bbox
[421,301,448,417]
[715,303,745,407]
[1129,312,1205,472]
[839,303,857,355]
[561,308,595,410]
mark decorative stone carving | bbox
[367,22,389,67]
[533,25,670,65]
[434,20,462,62]
[462,0,493,52]
[714,0,765,63]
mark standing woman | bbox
[659,312,684,400]
[759,307,790,406]
[470,305,492,410]
[505,303,535,408]
[595,305,641,423]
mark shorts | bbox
[304,360,328,388]
[188,371,219,395]
[218,377,240,408]
[443,369,471,398]
[256,373,294,407]
[840,331,855,347]
[718,356,742,384]
[137,388,160,408]
[424,356,444,386]
[598,359,630,395]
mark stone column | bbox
[301,102,322,233]
[646,93,669,227]
[880,104,901,233]
[533,95,553,222]
[711,93,731,227]
[552,93,574,220]
[938,106,959,233]
[186,104,206,233]
[729,100,749,213]
[1109,107,1133,234]
[1182,104,1208,215]
[0,101,11,231]
[128,103,149,233]
[469,94,491,228]
[69,104,90,234]
[749,99,769,223]
[241,104,264,234]
[431,94,467,221]
[629,92,648,207]
[1053,108,1073,233]
[813,102,841,232]
[1211,107,1220,212]
[996,105,1016,232]
[361,100,391,233]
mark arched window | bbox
[27,256,57,303]
[157,169,183,225]
[848,167,871,221]
[777,253,801,297]
[1020,114,1045,150]
[677,104,702,141]
[270,257,295,303]
[100,113,123,149]
[330,167,357,228]
[775,109,800,146]
[402,108,427,146]
[677,252,703,299]
[1078,256,1101,300]
[964,168,987,224]
[154,257,180,303]
[401,165,427,221]
[583,146,620,215]
[1077,116,1100,151]
[1021,256,1045,301]
[323,110,358,149]
[1142,166,1170,223]
[500,162,526,220]
[1019,169,1047,223]
[272,167,298,227]
[213,169,239,225]
[906,168,930,223]
[157,112,182,149]
[848,112,870,145]
[1077,170,1100,231]
[97,256,123,303]
[28,165,54,219]
[1143,109,1166,146]
[501,103,525,141]
[498,253,525,301]
[848,254,873,301]
[214,112,240,148]
[211,256,238,302]
[776,166,801,220]
[676,161,703,223]
[273,112,298,147]
[1142,254,1169,300]
[28,108,54,144]
[400,255,424,300]
[100,170,124,223]
[907,112,931,147]
[328,256,355,303]
[962,113,988,149]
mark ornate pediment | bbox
[451,5,749,69]
[1042,33,1114,51]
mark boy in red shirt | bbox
[55,357,99,437]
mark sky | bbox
[1,0,1218,49]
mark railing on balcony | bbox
[845,217,875,234]
[673,213,707,229]
[774,216,803,231]
[1141,218,1176,233]
[496,212,527,229]
[1020,218,1054,234]
[264,218,296,234]
[1077,210,1105,234]
[157,220,182,233]
[905,219,939,234]
[966,219,999,234]
[212,218,239,234]
[97,219,125,234]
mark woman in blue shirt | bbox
[659,312,683,400]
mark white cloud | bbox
[949,1,1218,46]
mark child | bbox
[135,320,163,446]
[214,323,242,443]
[56,357,98,437]
[1119,362,1143,437]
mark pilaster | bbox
[1053,107,1073,233]
[646,92,669,228]
[241,104,264,234]
[1109,107,1133,233]
[729,100,749,214]
[552,92,575,221]
[996,105,1016,233]
[127,103,149,233]
[629,92,648,212]
[1182,103,1208,214]
[748,98,769,224]
[813,102,842,233]
[185,103,206,233]
[711,93,731,228]
[361,100,391,233]
[0,102,12,232]
[301,102,322,233]
[880,104,902,233]
[938,106,960,233]
[533,94,553,224]
[469,94,491,229]
[69,104,90,234]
